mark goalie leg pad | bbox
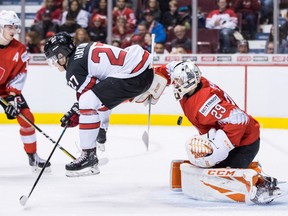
[171,160,286,204]
[180,163,259,203]
[170,160,190,191]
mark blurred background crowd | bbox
[3,0,288,54]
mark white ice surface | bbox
[0,125,287,216]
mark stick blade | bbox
[19,195,28,206]
[142,131,149,151]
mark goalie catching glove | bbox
[60,102,80,127]
[185,129,235,168]
[4,95,21,119]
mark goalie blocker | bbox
[170,160,286,204]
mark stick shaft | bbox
[28,125,68,198]
[0,97,75,160]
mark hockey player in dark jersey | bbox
[44,32,159,177]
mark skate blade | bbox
[251,190,288,204]
[66,165,100,177]
[262,190,288,203]
[97,143,105,152]
[31,166,52,173]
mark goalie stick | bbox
[0,97,76,160]
[19,125,68,206]
[142,34,155,151]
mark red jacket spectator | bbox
[232,0,261,14]
[113,0,136,29]
[34,0,62,24]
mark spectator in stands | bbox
[170,25,192,53]
[34,0,62,24]
[112,39,122,47]
[113,0,137,29]
[73,28,91,46]
[260,0,273,24]
[79,0,96,13]
[232,0,261,40]
[265,41,274,53]
[112,16,134,42]
[237,40,250,53]
[59,12,81,37]
[61,0,90,29]
[171,44,188,54]
[266,20,288,54]
[54,0,64,10]
[88,14,107,43]
[62,0,96,12]
[139,0,162,22]
[130,34,144,46]
[30,10,59,40]
[177,5,192,29]
[161,0,182,31]
[154,42,170,54]
[90,0,107,27]
[25,31,41,53]
[205,0,238,53]
[39,39,47,53]
[136,9,166,43]
[143,32,152,52]
[136,22,148,36]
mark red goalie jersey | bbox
[155,65,259,147]
[0,38,29,97]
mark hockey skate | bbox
[96,128,107,152]
[27,153,51,172]
[249,176,287,204]
[66,148,100,177]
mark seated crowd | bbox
[25,0,288,54]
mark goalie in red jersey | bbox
[0,10,50,171]
[155,60,285,204]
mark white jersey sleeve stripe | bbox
[131,50,150,73]
[78,76,97,94]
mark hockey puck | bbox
[177,116,183,125]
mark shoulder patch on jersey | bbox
[21,51,29,62]
[199,94,221,117]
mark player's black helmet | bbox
[44,32,76,66]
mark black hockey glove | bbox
[60,102,80,127]
[5,95,21,119]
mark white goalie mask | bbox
[170,60,201,100]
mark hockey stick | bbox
[19,125,68,206]
[0,97,76,160]
[142,95,152,151]
[142,34,155,151]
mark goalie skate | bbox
[249,177,288,204]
